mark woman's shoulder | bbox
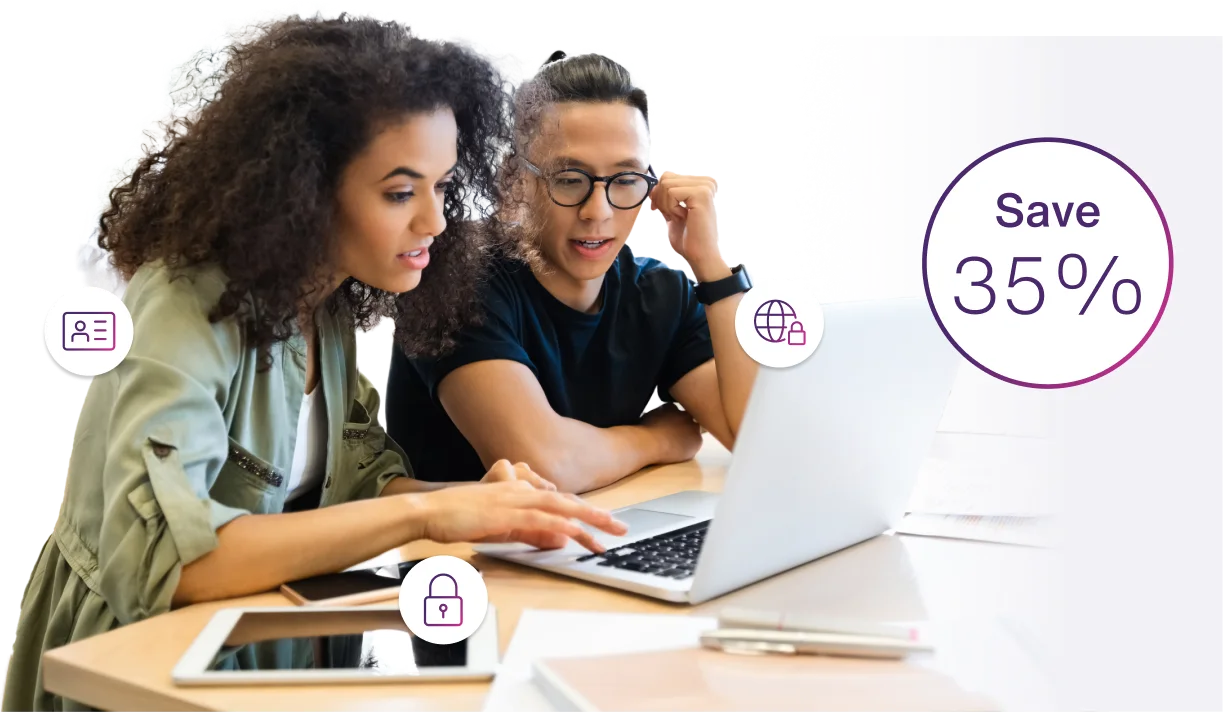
[126,260,230,309]
[123,260,246,365]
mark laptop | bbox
[472,297,961,604]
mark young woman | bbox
[386,52,759,493]
[5,20,625,711]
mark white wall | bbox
[348,28,1063,438]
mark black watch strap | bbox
[695,264,752,305]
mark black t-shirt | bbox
[385,245,715,482]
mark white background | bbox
[792,32,1223,709]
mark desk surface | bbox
[42,449,1053,711]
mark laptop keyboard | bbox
[575,521,710,579]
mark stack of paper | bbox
[895,513,1057,548]
[902,432,1058,547]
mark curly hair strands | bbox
[97,15,514,365]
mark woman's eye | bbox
[387,180,450,203]
[614,177,642,186]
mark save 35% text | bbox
[954,254,1140,316]
[923,138,1172,389]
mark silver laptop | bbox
[473,297,961,604]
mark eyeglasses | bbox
[522,158,658,209]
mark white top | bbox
[287,383,328,501]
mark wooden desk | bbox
[42,451,1054,710]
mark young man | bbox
[386,52,758,492]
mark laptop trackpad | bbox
[601,508,695,540]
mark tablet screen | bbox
[206,608,468,674]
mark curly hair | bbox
[98,14,513,363]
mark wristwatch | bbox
[695,264,752,305]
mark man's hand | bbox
[640,403,703,465]
[479,458,557,490]
[648,172,731,282]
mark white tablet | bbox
[172,604,498,685]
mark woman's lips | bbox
[570,238,614,260]
[397,246,430,270]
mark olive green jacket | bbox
[4,262,412,711]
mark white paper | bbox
[907,432,1059,516]
[896,513,1058,548]
[935,363,1054,438]
[483,609,716,712]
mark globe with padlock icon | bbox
[399,555,489,644]
[735,285,824,369]
[753,299,802,344]
[423,573,463,626]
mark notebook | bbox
[482,610,717,711]
[533,646,999,711]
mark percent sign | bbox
[954,253,1141,316]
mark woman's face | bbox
[333,108,458,294]
[529,102,650,283]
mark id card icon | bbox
[63,312,116,351]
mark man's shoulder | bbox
[616,245,695,300]
[471,255,534,322]
[480,254,531,294]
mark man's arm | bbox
[436,360,701,493]
[668,280,758,449]
[649,173,759,449]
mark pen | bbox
[700,628,934,659]
[717,607,921,641]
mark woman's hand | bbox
[411,480,628,552]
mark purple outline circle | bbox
[922,137,1174,389]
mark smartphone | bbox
[280,560,422,607]
[700,628,934,659]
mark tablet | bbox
[172,604,498,685]
[280,560,422,607]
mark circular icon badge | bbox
[398,555,488,645]
[735,282,824,369]
[44,287,134,376]
[923,138,1172,388]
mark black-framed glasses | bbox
[522,159,658,209]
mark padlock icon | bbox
[787,320,806,346]
[422,573,463,626]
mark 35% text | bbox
[954,254,1141,316]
